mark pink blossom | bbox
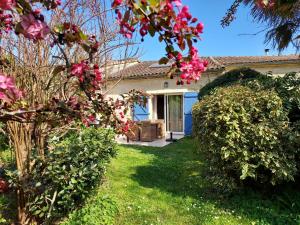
[0,74,22,104]
[71,61,89,76]
[0,92,9,102]
[173,0,182,7]
[0,75,15,90]
[71,61,89,82]
[112,0,122,8]
[55,0,61,6]
[20,14,50,40]
[196,22,204,34]
[178,6,192,20]
[94,67,102,82]
[0,0,15,10]
[179,47,208,82]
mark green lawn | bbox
[2,138,300,225]
[66,138,300,225]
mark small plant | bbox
[193,85,298,188]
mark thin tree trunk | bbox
[7,121,34,225]
[34,123,48,159]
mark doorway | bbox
[166,95,183,133]
[156,95,165,120]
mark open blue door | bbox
[133,102,149,121]
[184,92,198,135]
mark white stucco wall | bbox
[105,72,220,122]
[105,63,300,121]
[106,63,300,98]
[105,72,221,99]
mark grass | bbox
[2,138,300,225]
[67,137,300,225]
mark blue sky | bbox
[139,0,297,60]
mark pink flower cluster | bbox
[115,9,135,39]
[163,1,204,44]
[112,0,207,82]
[0,10,13,36]
[0,0,15,10]
[0,0,14,36]
[179,47,208,83]
[82,114,97,127]
[71,61,102,88]
[112,0,135,39]
[71,61,89,82]
[20,14,50,40]
[112,0,122,8]
[93,64,102,84]
[0,74,22,104]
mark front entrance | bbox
[153,94,184,134]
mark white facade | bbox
[105,61,300,135]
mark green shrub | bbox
[25,127,116,223]
[62,194,118,225]
[245,72,300,124]
[198,67,264,99]
[193,85,298,188]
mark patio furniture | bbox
[140,121,158,142]
[126,123,141,141]
[152,119,165,138]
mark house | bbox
[105,55,300,137]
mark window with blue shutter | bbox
[184,92,198,135]
[133,102,149,121]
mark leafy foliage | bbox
[198,67,264,99]
[62,194,118,225]
[0,124,9,152]
[246,72,300,123]
[193,85,298,188]
[9,127,117,222]
[222,0,300,51]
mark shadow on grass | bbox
[130,138,300,225]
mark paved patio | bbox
[116,133,184,147]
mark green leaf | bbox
[159,57,169,65]
[79,31,88,41]
[71,178,77,184]
[148,25,156,37]
[149,0,159,6]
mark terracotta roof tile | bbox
[109,55,300,80]
[215,55,300,65]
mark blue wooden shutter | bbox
[133,101,149,121]
[184,92,198,135]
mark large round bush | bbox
[193,85,298,187]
